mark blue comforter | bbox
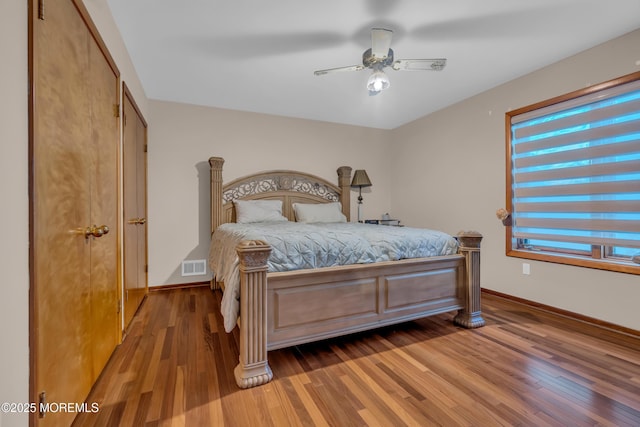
[209,222,458,332]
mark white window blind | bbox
[509,78,640,253]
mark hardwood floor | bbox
[74,286,640,426]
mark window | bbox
[506,71,640,274]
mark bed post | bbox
[209,157,225,290]
[337,166,352,221]
[234,240,273,389]
[454,231,486,328]
[209,157,225,233]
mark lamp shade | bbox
[351,169,372,188]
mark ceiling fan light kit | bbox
[367,69,390,93]
[314,28,447,94]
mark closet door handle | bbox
[84,224,110,239]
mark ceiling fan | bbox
[313,28,446,95]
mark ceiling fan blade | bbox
[314,65,365,76]
[371,28,393,60]
[392,59,447,71]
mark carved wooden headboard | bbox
[209,157,352,233]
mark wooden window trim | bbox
[505,71,640,276]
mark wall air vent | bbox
[181,259,207,276]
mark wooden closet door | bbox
[32,2,93,425]
[87,26,120,377]
[31,1,120,425]
[123,87,148,329]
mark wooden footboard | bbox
[233,231,484,389]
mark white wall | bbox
[147,101,393,285]
[0,1,29,426]
[391,29,640,331]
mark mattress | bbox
[209,222,458,332]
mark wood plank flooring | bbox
[73,286,640,426]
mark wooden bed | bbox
[209,157,485,389]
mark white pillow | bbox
[234,199,288,223]
[293,202,347,223]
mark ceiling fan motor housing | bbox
[363,48,394,69]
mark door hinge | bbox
[117,299,121,314]
[145,264,148,273]
[144,144,148,153]
[114,104,120,118]
[38,0,45,20]
[39,391,46,418]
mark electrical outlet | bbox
[522,263,531,275]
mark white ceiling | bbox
[106,0,640,130]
